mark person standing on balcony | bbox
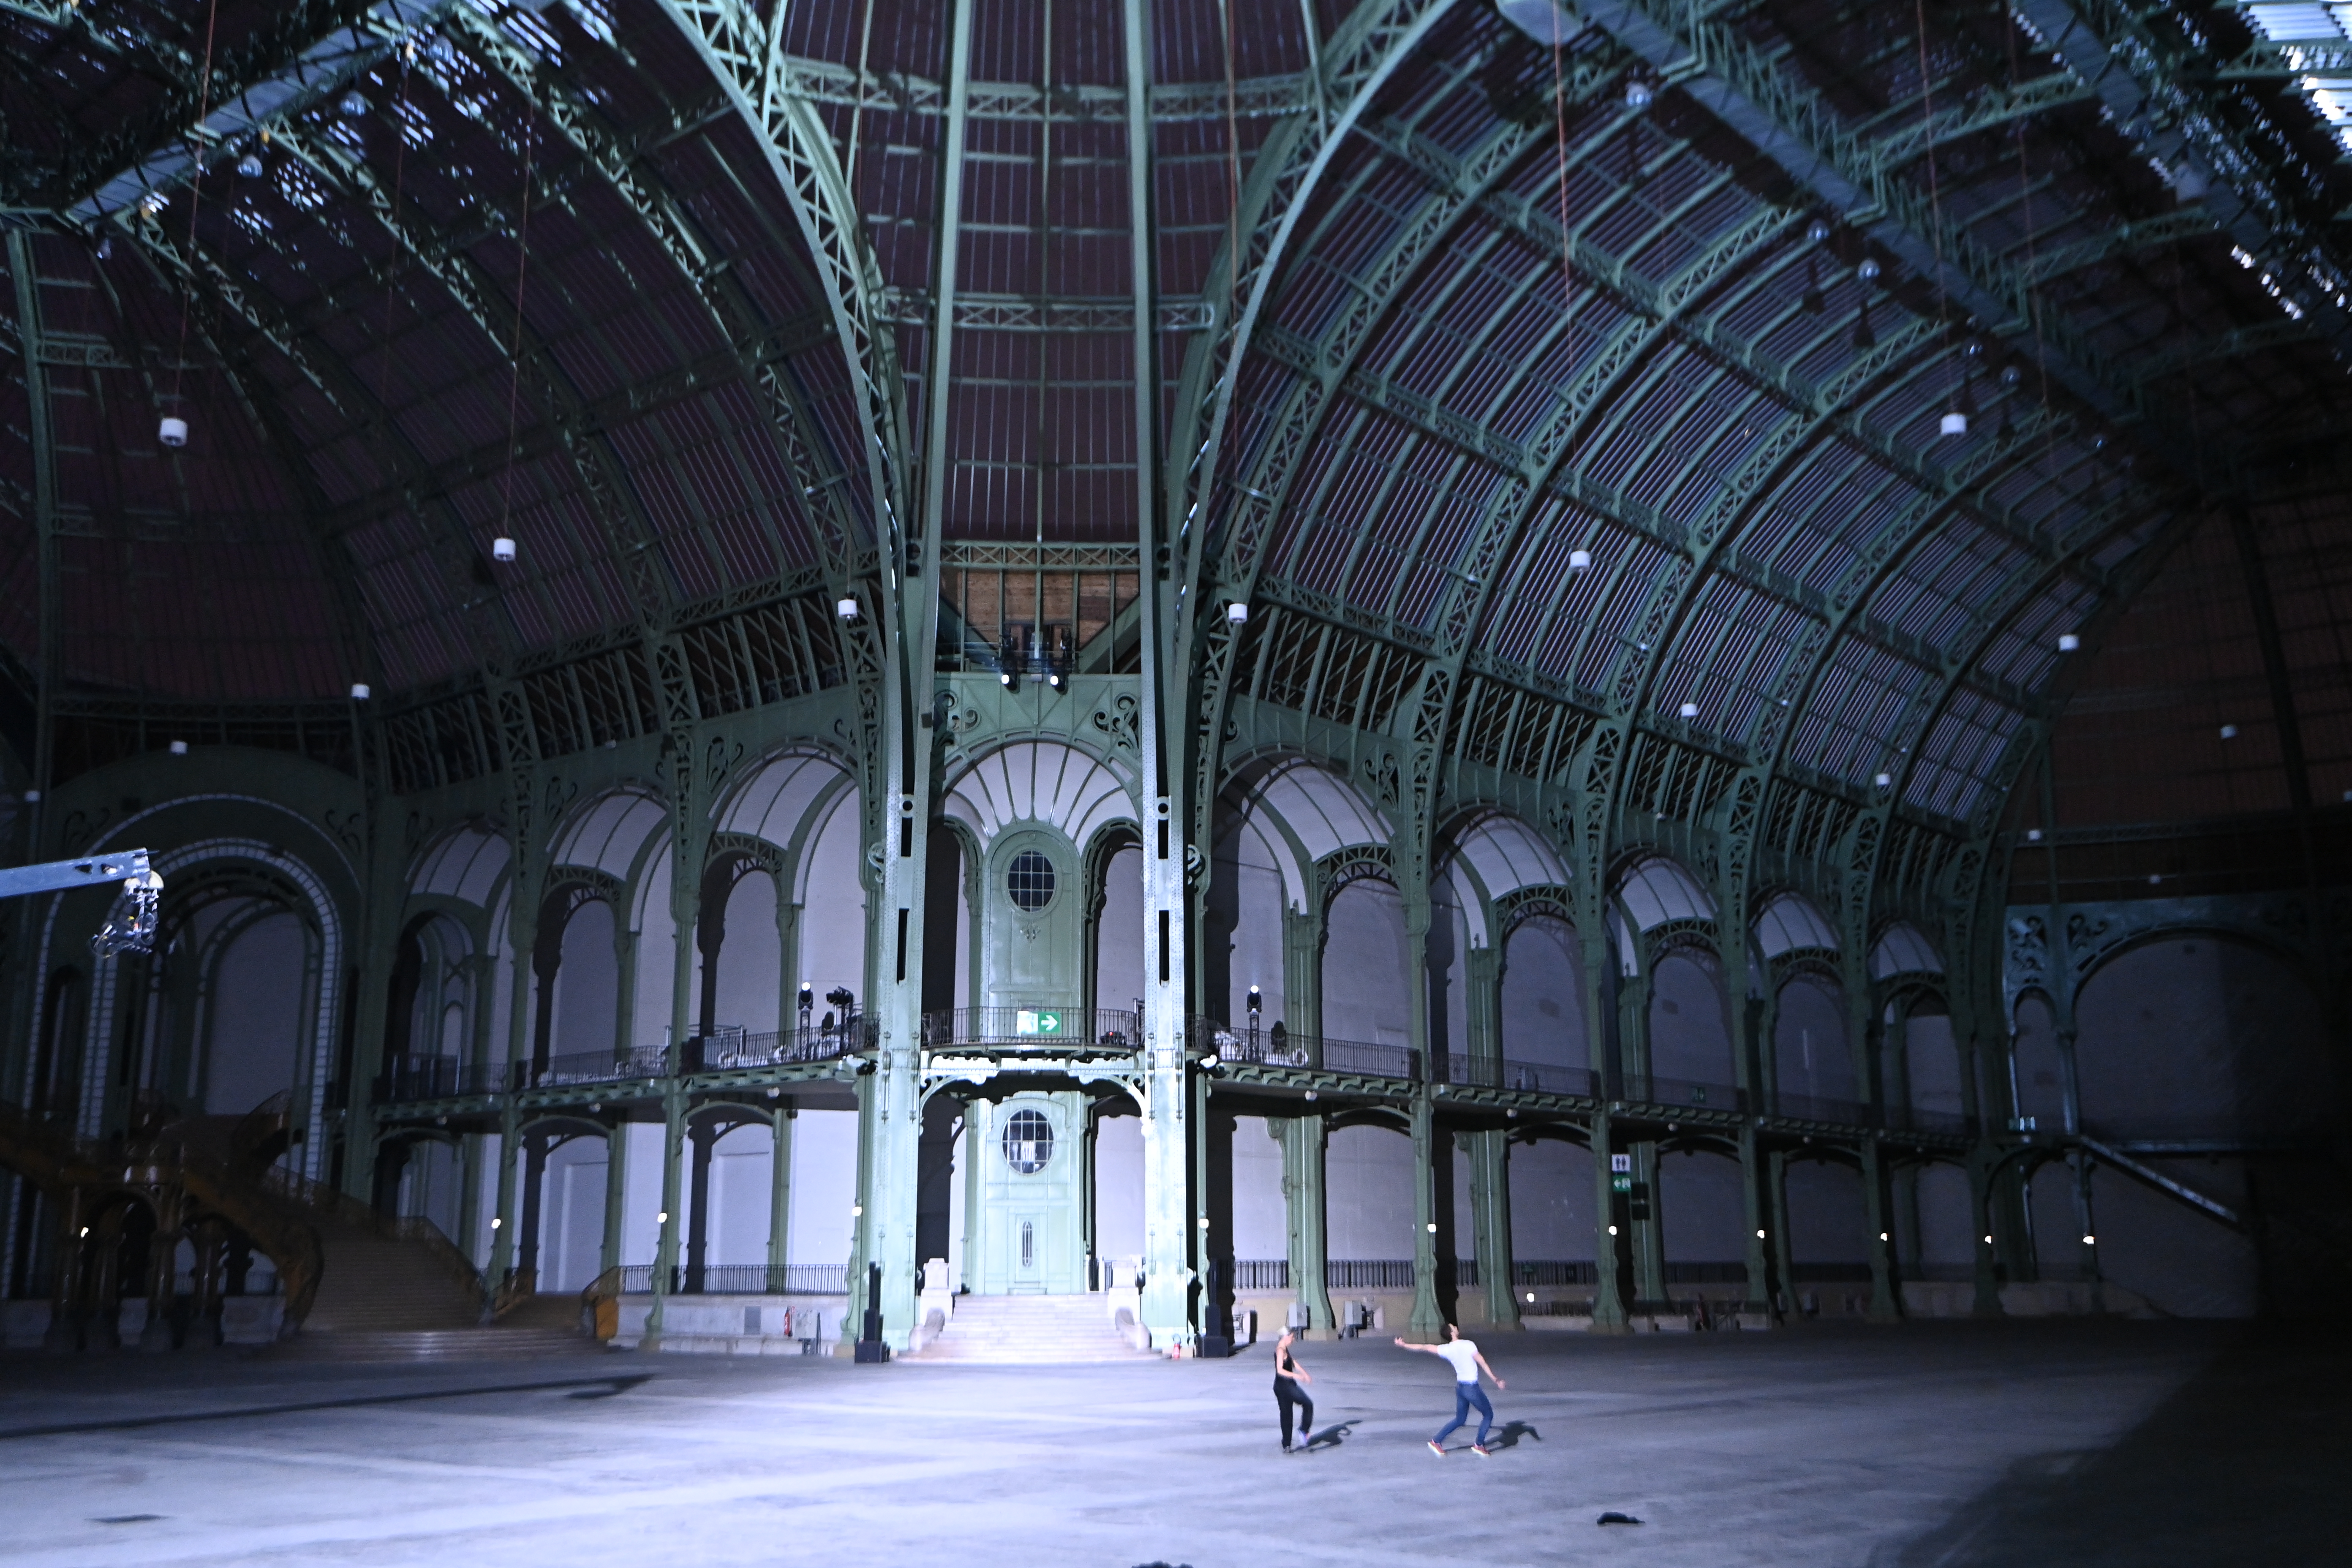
[1272,1326,1315,1452]
[1396,1323,1504,1457]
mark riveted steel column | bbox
[1407,1083,1445,1337]
[1125,0,1192,1354]
[1282,905,1326,1063]
[489,1096,521,1292]
[1281,1113,1334,1337]
[1861,1134,1899,1323]
[1584,928,1628,1331]
[599,1119,629,1278]
[845,0,968,1355]
[768,1103,794,1288]
[1462,944,1518,1328]
[1738,1122,1773,1315]
[643,1078,687,1348]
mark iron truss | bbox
[0,0,2343,913]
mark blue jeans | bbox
[1434,1382,1494,1446]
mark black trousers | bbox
[1275,1376,1313,1446]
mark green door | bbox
[966,1092,1086,1294]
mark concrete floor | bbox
[0,1322,2340,1567]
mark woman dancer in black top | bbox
[1273,1327,1314,1451]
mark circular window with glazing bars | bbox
[1001,1108,1054,1174]
[1006,849,1056,912]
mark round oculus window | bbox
[1006,849,1056,912]
[1002,1108,1054,1174]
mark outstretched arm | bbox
[1474,1350,1505,1389]
[1392,1337,1441,1354]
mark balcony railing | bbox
[1326,1259,1416,1290]
[1196,1020,1419,1080]
[1442,1056,1599,1097]
[1768,1089,1880,1126]
[1617,1074,1746,1114]
[614,1263,849,1295]
[1512,1260,1599,1287]
[691,1021,869,1070]
[1195,1019,1312,1067]
[378,1054,509,1102]
[923,1008,1141,1051]
[1234,1258,1290,1290]
[533,1045,670,1089]
[1883,1103,1975,1137]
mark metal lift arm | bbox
[0,849,164,955]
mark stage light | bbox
[493,536,517,562]
[158,416,188,447]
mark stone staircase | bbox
[275,1226,597,1362]
[909,1293,1153,1364]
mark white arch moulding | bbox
[1221,759,1392,915]
[408,821,511,908]
[76,838,345,1180]
[943,739,1139,857]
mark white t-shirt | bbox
[1433,1339,1481,1383]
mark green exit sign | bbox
[1015,1010,1063,1037]
[1611,1174,1633,1193]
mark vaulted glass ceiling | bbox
[2,0,2347,829]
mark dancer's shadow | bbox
[1484,1420,1542,1451]
[1302,1419,1361,1453]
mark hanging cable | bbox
[1911,0,1960,436]
[1549,29,1576,317]
[163,0,224,447]
[378,39,418,422]
[495,118,538,558]
[1222,0,1240,324]
[2001,6,2071,519]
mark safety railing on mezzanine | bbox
[377,1054,512,1103]
[1440,1056,1598,1097]
[923,1008,1142,1052]
[1195,1019,1419,1081]
[531,1045,671,1090]
[688,1021,871,1071]
[1615,1074,1747,1116]
[609,1263,850,1295]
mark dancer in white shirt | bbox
[1395,1324,1505,1457]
